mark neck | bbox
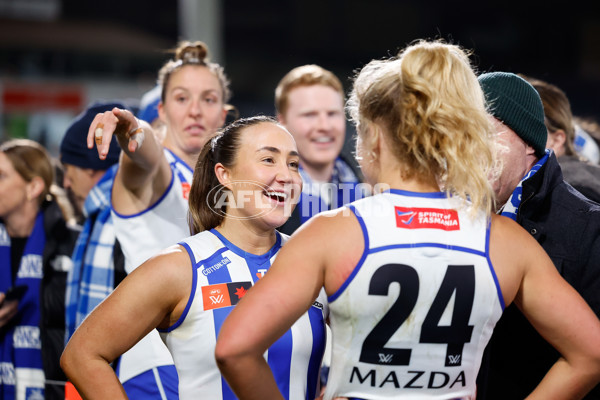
[4,203,39,237]
[376,165,440,193]
[215,218,277,255]
[301,160,335,183]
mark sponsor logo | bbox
[378,353,394,363]
[13,326,41,349]
[350,366,466,389]
[202,257,231,276]
[395,207,460,231]
[256,268,268,279]
[447,354,461,365]
[202,281,252,311]
[17,255,43,279]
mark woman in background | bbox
[0,139,78,400]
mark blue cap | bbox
[60,101,125,170]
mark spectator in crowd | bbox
[476,71,600,399]
[1,139,79,400]
[275,64,364,235]
[522,75,600,203]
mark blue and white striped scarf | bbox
[1,212,46,399]
[64,165,117,344]
[500,150,550,221]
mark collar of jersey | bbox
[210,228,282,261]
[385,188,448,198]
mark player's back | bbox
[324,190,503,400]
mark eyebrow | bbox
[256,146,299,157]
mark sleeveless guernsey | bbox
[323,191,503,400]
[160,229,328,400]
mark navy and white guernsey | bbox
[159,229,328,400]
[323,191,504,400]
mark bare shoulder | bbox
[124,244,193,306]
[288,207,365,295]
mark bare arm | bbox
[60,246,191,399]
[491,216,600,399]
[86,107,172,214]
[215,209,363,399]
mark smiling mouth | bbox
[263,190,288,203]
[313,137,333,143]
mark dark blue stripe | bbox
[305,306,326,400]
[158,242,198,332]
[268,329,293,398]
[386,189,447,198]
[165,148,194,174]
[370,242,486,257]
[329,205,369,302]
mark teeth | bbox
[265,191,287,200]
[315,137,332,143]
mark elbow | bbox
[60,346,76,379]
[214,339,236,370]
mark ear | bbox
[214,162,232,190]
[549,129,567,152]
[219,107,228,127]
[26,176,45,202]
[157,101,167,123]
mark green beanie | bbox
[478,72,548,157]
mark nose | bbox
[63,175,71,189]
[316,113,332,131]
[189,98,203,117]
[275,163,293,184]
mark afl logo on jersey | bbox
[395,207,460,231]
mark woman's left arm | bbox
[60,246,191,399]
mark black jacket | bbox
[478,153,600,399]
[40,201,79,400]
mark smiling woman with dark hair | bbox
[61,116,329,400]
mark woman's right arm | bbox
[60,245,191,399]
[491,215,600,399]
[87,107,172,213]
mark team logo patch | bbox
[395,207,460,231]
[202,281,252,311]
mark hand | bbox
[0,293,19,328]
[87,108,145,159]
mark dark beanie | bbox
[478,72,548,157]
[60,102,124,170]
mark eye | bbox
[288,160,299,170]
[176,95,187,103]
[262,157,275,164]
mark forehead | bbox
[286,85,344,109]
[167,65,222,92]
[238,123,297,152]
